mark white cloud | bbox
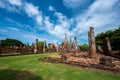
[7,27,19,31]
[44,16,54,30]
[55,12,71,28]
[74,0,120,35]
[24,3,39,17]
[0,29,8,32]
[24,2,43,26]
[48,6,55,11]
[36,15,43,25]
[48,24,72,39]
[8,0,22,6]
[0,1,20,13]
[0,1,5,8]
[88,0,118,13]
[44,10,74,39]
[1,0,120,44]
[63,0,89,8]
[23,34,40,40]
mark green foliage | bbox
[38,41,44,48]
[95,26,120,50]
[1,38,24,47]
[30,41,46,48]
[0,53,120,80]
[95,32,105,47]
[79,44,89,51]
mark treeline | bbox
[0,38,45,48]
[95,26,120,50]
[1,38,24,47]
[78,44,89,51]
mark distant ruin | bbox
[57,34,79,54]
[39,27,120,74]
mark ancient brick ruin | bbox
[39,27,120,74]
[34,39,38,53]
[1,26,120,73]
[103,36,112,55]
[88,27,96,57]
[57,34,79,54]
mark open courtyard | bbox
[0,53,120,80]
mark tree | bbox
[38,41,44,48]
[79,44,89,51]
[95,32,105,47]
[1,38,24,47]
[95,26,120,50]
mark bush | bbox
[79,44,89,51]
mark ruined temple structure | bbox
[56,42,59,52]
[47,43,56,52]
[103,36,112,55]
[88,27,96,57]
[34,39,38,53]
[40,26,120,73]
[43,40,47,53]
[58,34,79,53]
[63,33,68,53]
[33,39,45,53]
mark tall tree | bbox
[1,38,24,47]
[95,26,120,50]
[78,44,89,51]
[38,41,44,48]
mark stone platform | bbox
[39,52,120,74]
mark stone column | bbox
[103,37,112,55]
[43,40,46,53]
[88,27,96,57]
[20,44,22,53]
[56,42,59,52]
[74,37,78,53]
[69,36,73,52]
[74,37,77,49]
[34,39,38,53]
[64,34,68,53]
[88,31,91,56]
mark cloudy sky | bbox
[0,0,120,45]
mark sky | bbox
[0,0,120,45]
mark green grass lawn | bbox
[0,53,120,80]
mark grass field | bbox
[0,53,120,80]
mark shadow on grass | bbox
[0,69,42,80]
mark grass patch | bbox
[0,53,120,80]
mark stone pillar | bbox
[88,27,96,57]
[43,40,46,53]
[74,37,78,53]
[34,39,38,53]
[69,36,73,52]
[64,34,68,53]
[88,31,91,56]
[74,37,77,49]
[20,44,22,53]
[64,33,68,48]
[103,37,112,55]
[61,42,64,52]
[56,42,59,52]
